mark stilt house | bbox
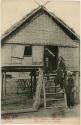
[1,6,80,110]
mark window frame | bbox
[24,45,32,57]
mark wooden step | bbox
[45,86,60,88]
[45,82,56,86]
[45,88,62,93]
[46,98,64,101]
[46,91,64,95]
[44,74,56,77]
[48,79,54,82]
[52,102,65,106]
[46,93,64,98]
[45,81,55,84]
[43,77,66,109]
[46,105,65,109]
[47,76,54,78]
[44,78,55,80]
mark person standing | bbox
[54,56,66,89]
[65,71,74,108]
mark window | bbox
[24,46,32,56]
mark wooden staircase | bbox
[43,73,66,109]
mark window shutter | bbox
[12,45,24,58]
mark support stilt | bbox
[34,70,36,96]
[1,72,4,100]
[33,68,43,109]
[4,72,6,96]
[75,72,79,103]
[64,89,67,108]
[31,72,33,97]
[43,78,46,108]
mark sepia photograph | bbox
[1,0,80,124]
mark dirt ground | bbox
[11,104,80,118]
[1,76,80,124]
[1,104,80,124]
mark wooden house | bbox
[1,6,80,110]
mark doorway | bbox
[44,46,58,73]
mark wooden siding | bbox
[11,45,24,58]
[4,12,77,47]
[1,12,79,69]
[1,44,44,66]
[22,57,32,65]
[11,57,22,64]
[32,46,44,66]
[1,45,11,65]
[58,47,79,71]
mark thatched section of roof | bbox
[1,6,80,42]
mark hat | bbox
[67,71,73,76]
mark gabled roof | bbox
[1,6,80,42]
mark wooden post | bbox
[55,82,56,93]
[33,68,43,109]
[34,70,36,96]
[31,72,33,96]
[75,72,79,103]
[64,89,67,108]
[4,72,6,96]
[1,72,4,100]
[43,78,46,108]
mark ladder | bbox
[43,73,67,109]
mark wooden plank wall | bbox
[1,44,44,66]
[1,45,11,65]
[3,12,73,45]
[32,46,44,66]
[58,47,79,71]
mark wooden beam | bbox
[2,42,78,48]
[1,66,42,72]
[45,48,55,57]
